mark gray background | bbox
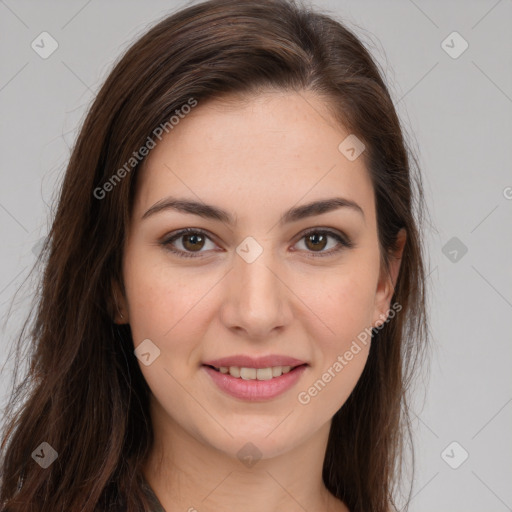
[1,1,511,511]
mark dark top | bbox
[140,474,166,512]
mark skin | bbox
[114,89,406,512]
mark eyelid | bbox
[160,226,354,258]
[160,228,219,258]
[293,227,354,257]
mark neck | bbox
[142,396,349,512]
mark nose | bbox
[219,247,293,340]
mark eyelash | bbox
[160,227,354,259]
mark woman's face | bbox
[118,90,403,460]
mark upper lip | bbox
[203,355,308,369]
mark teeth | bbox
[240,367,257,380]
[229,366,240,378]
[256,368,273,380]
[272,366,282,377]
[215,365,299,380]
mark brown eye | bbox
[182,232,206,252]
[162,229,217,258]
[304,232,328,252]
[162,227,354,260]
[295,229,354,258]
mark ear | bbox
[372,228,406,328]
[111,277,129,325]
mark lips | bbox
[203,355,307,368]
[201,354,309,400]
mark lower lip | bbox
[202,365,307,401]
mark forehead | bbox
[133,90,375,227]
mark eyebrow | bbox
[141,196,365,225]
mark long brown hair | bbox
[0,0,431,510]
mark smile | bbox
[207,364,304,380]
[202,363,308,401]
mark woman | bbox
[0,0,430,510]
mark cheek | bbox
[123,251,223,383]
[306,265,378,347]
[124,249,205,338]
[123,260,209,406]
[295,272,374,416]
